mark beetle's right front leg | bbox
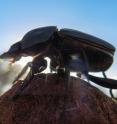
[12,70,34,100]
[12,62,32,84]
[11,62,33,100]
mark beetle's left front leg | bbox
[12,64,34,100]
[12,58,47,100]
[12,62,32,84]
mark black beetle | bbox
[0,26,117,99]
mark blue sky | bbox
[0,0,117,78]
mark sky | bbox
[0,0,117,78]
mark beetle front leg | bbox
[12,69,34,100]
[11,62,33,100]
[12,62,32,84]
[12,58,47,100]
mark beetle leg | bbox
[102,71,115,98]
[109,89,114,98]
[12,58,47,100]
[75,60,88,79]
[51,45,64,68]
[102,71,107,78]
[12,70,34,100]
[80,48,90,82]
[12,62,32,84]
[64,67,71,90]
[102,72,113,98]
[50,49,65,82]
[59,67,71,120]
[55,68,64,83]
[70,55,89,81]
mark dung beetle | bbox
[0,26,117,99]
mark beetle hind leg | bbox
[102,71,115,99]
